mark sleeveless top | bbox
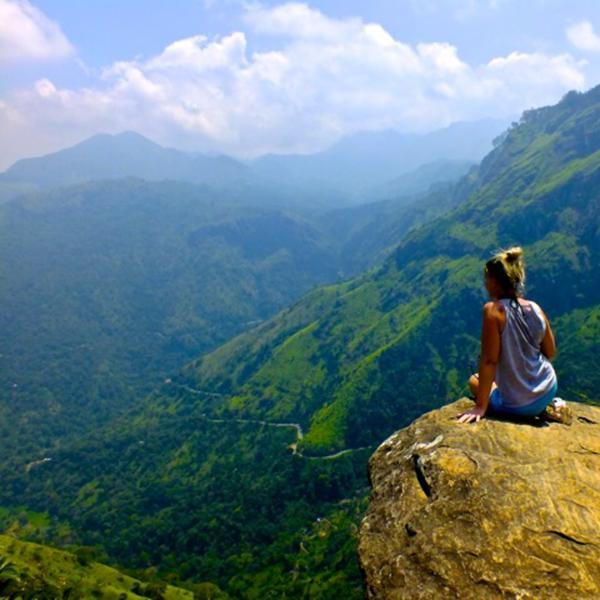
[494,297,557,407]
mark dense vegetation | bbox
[0,178,348,461]
[0,158,472,470]
[1,87,598,598]
[1,412,372,597]
[0,534,195,598]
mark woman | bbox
[456,246,563,424]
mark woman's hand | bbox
[457,302,500,425]
[456,405,486,424]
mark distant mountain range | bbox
[248,118,510,200]
[0,118,511,208]
[0,131,249,190]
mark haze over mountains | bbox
[0,117,509,208]
[1,131,250,192]
[246,118,510,200]
[1,84,598,599]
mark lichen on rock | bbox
[358,398,600,599]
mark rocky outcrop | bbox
[358,398,600,599]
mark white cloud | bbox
[0,2,590,169]
[0,0,74,64]
[567,20,600,52]
[487,51,586,89]
[408,0,513,21]
[243,2,361,40]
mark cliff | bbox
[358,398,600,599]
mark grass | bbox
[0,534,193,599]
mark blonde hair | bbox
[484,246,525,297]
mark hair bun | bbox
[486,245,526,296]
[504,246,523,264]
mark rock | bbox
[358,398,600,599]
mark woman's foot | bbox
[539,398,573,425]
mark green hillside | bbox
[0,177,345,458]
[0,167,469,468]
[167,89,600,452]
[317,171,478,273]
[177,87,599,454]
[2,86,599,598]
[0,534,197,599]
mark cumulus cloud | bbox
[0,2,590,169]
[567,20,600,52]
[0,0,73,64]
[244,2,361,39]
[409,0,514,21]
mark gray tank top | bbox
[495,297,557,407]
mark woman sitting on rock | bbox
[456,246,567,424]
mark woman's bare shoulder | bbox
[483,299,504,310]
[483,300,505,319]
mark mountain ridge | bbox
[0,131,249,190]
[1,86,598,598]
[0,118,509,208]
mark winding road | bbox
[166,380,372,460]
[24,382,372,471]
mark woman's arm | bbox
[457,302,501,424]
[539,308,556,360]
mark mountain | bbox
[359,398,600,598]
[0,154,479,462]
[175,87,599,453]
[0,131,250,191]
[371,158,475,200]
[2,87,599,598]
[248,118,510,201]
[0,178,348,460]
[316,168,478,273]
[0,120,508,208]
[0,181,38,206]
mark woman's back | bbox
[458,246,561,424]
[495,297,556,407]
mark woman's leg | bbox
[468,372,497,400]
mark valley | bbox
[1,88,598,598]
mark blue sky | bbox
[2,0,600,168]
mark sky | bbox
[2,0,600,169]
